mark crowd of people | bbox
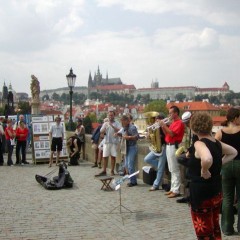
[89,107,240,238]
[0,114,30,166]
[1,107,240,238]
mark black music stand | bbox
[108,171,139,225]
[109,185,133,214]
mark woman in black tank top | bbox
[189,112,237,239]
[215,108,240,236]
[67,136,81,165]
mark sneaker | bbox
[127,182,137,187]
[149,186,159,191]
[95,171,107,177]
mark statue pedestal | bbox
[31,101,40,115]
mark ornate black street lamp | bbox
[66,68,76,131]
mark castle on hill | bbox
[1,66,231,103]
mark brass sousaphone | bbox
[143,111,162,155]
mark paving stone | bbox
[0,153,238,239]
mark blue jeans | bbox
[144,146,167,189]
[125,145,137,184]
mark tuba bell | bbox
[143,111,162,155]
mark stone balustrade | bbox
[76,133,186,194]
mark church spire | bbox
[88,71,93,87]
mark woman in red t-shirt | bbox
[5,119,15,166]
[15,121,29,165]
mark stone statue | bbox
[31,75,40,102]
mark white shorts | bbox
[102,143,117,158]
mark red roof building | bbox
[166,101,220,116]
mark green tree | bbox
[194,94,209,101]
[175,93,186,102]
[90,92,102,100]
[52,92,60,101]
[88,112,97,123]
[60,93,69,105]
[220,109,227,116]
[17,101,31,114]
[83,115,92,134]
[224,91,235,104]
[0,107,4,115]
[98,112,107,123]
[209,96,220,104]
[144,100,168,115]
[42,94,49,101]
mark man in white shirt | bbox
[49,116,64,167]
[95,110,121,176]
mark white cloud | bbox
[96,0,240,26]
[0,0,240,95]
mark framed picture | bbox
[53,149,68,157]
[33,123,49,134]
[35,150,51,159]
[39,136,49,141]
[32,116,48,122]
[34,141,50,150]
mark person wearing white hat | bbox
[176,111,194,203]
[182,111,192,123]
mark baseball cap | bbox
[182,111,192,123]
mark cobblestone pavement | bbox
[0,154,239,240]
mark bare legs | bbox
[49,151,60,167]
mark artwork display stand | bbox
[31,115,68,164]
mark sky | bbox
[1,0,240,95]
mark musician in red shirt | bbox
[15,121,29,165]
[159,105,185,198]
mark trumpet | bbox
[147,117,171,130]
